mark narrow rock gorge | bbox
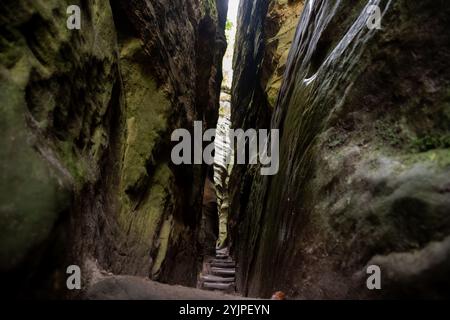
[1,0,449,300]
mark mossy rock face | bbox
[118,162,175,277]
[0,0,119,274]
[264,0,305,108]
[1,0,227,294]
[0,75,71,272]
[109,36,175,277]
[114,0,227,286]
[231,0,450,298]
[119,38,171,195]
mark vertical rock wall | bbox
[229,0,304,295]
[231,0,450,299]
[0,0,226,297]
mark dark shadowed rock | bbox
[230,0,450,299]
[0,0,227,298]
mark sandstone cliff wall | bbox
[230,0,450,299]
[0,0,226,297]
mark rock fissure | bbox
[1,0,450,300]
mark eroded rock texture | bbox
[228,0,305,294]
[229,0,304,239]
[0,0,226,297]
[232,0,304,129]
[230,0,450,299]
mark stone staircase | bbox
[198,248,236,293]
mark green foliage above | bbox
[225,20,233,31]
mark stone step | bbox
[216,248,229,255]
[198,247,237,294]
[215,254,231,260]
[203,282,235,291]
[211,267,236,276]
[211,258,233,264]
[200,274,235,283]
[209,261,235,268]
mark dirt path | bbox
[86,275,251,300]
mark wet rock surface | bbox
[230,0,450,298]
